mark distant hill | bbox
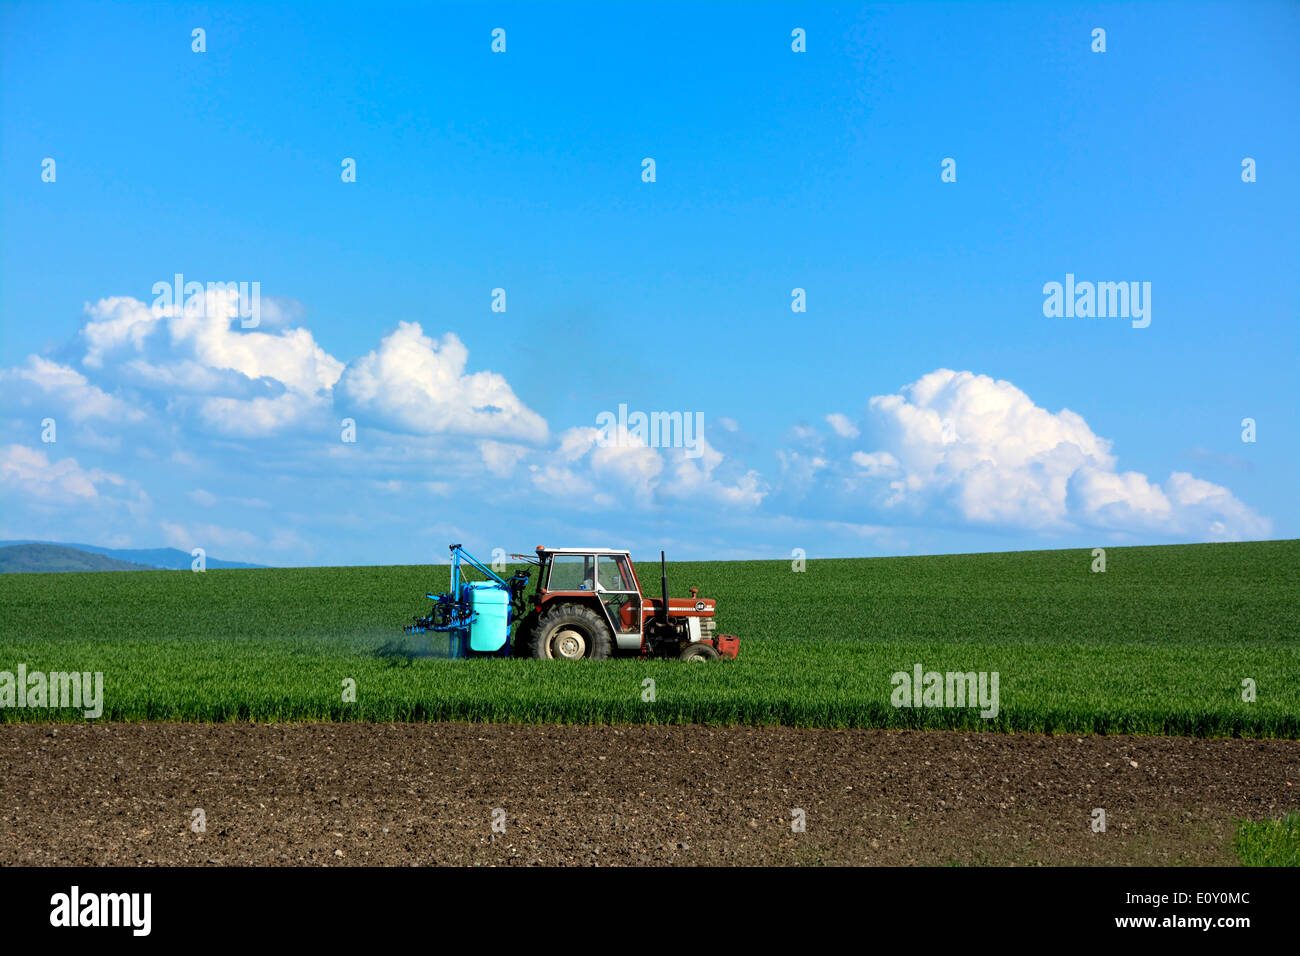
[0,543,159,574]
[0,540,265,571]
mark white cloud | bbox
[0,444,125,503]
[479,440,530,477]
[198,391,324,437]
[826,412,860,438]
[850,450,900,477]
[120,358,249,394]
[336,321,547,442]
[589,427,663,502]
[160,519,257,552]
[1068,467,1269,539]
[74,291,342,437]
[529,461,596,499]
[1,356,145,423]
[79,296,162,368]
[659,435,767,507]
[842,369,1269,540]
[528,425,661,506]
[169,298,343,396]
[532,426,765,509]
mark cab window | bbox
[597,555,634,592]
[547,554,594,590]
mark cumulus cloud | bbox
[1068,468,1269,538]
[836,369,1269,540]
[0,444,125,503]
[659,435,766,507]
[169,300,342,397]
[529,425,661,506]
[336,321,547,442]
[0,355,145,423]
[79,296,163,368]
[36,294,549,445]
[531,425,765,509]
[73,291,343,437]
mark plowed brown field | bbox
[3,723,1296,866]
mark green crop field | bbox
[1235,813,1300,866]
[0,540,1296,735]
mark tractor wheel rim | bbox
[687,654,707,662]
[554,629,586,660]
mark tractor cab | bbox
[531,547,645,653]
[517,546,739,661]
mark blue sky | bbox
[1,1,1296,566]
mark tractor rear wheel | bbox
[679,642,720,662]
[531,604,613,660]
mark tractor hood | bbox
[645,596,715,615]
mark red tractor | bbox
[511,546,740,661]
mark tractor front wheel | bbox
[679,642,720,662]
[530,604,613,660]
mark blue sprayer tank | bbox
[465,581,509,653]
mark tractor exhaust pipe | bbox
[660,550,670,626]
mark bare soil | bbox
[2,723,1296,866]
